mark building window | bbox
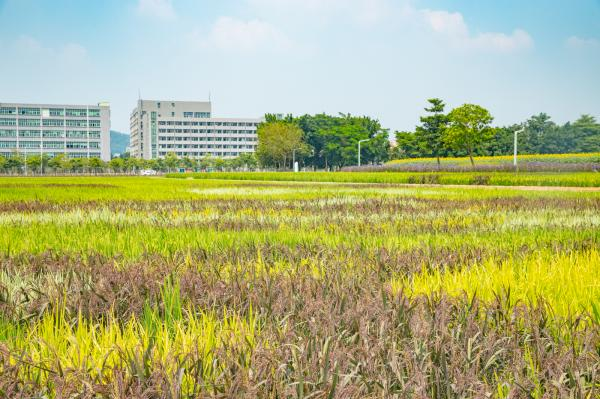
[49,108,65,117]
[42,119,64,127]
[89,120,101,128]
[19,130,41,138]
[67,131,87,138]
[43,141,65,149]
[184,112,193,118]
[19,130,41,137]
[66,108,87,117]
[18,107,41,116]
[0,141,17,148]
[88,109,100,117]
[66,120,87,127]
[43,130,64,138]
[19,141,41,149]
[0,107,16,115]
[19,119,41,127]
[171,112,175,117]
[0,130,17,137]
[66,141,88,149]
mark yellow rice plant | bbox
[393,250,600,322]
[6,300,259,394]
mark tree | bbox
[48,154,67,172]
[67,157,87,173]
[26,155,42,174]
[0,155,6,172]
[88,157,105,174]
[199,155,214,171]
[445,104,494,166]
[414,98,449,167]
[256,121,305,169]
[109,158,125,173]
[164,152,179,172]
[572,115,600,152]
[393,131,421,158]
[6,153,24,173]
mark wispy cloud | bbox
[421,9,533,53]
[16,35,88,65]
[565,36,600,49]
[246,0,391,26]
[193,16,292,53]
[136,0,175,20]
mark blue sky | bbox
[1,0,599,133]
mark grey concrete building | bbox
[0,102,111,161]
[130,100,260,159]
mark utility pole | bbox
[358,139,370,167]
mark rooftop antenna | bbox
[208,91,211,103]
[138,89,141,102]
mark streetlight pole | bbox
[358,139,370,167]
[513,127,525,172]
[292,148,302,172]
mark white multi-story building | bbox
[130,100,260,159]
[0,102,111,161]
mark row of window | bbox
[0,141,100,149]
[158,136,256,142]
[0,107,101,117]
[159,144,256,150]
[0,119,102,127]
[157,129,257,135]
[158,121,258,127]
[0,152,101,159]
[158,151,249,158]
[0,130,101,139]
[183,112,211,118]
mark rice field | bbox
[170,171,600,187]
[0,176,599,398]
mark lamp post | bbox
[358,139,370,167]
[292,148,302,172]
[513,127,525,171]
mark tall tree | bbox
[256,121,305,169]
[445,104,494,166]
[414,98,449,167]
[524,113,556,153]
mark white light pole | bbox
[513,127,525,171]
[292,148,302,172]
[358,139,370,167]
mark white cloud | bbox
[196,17,291,52]
[422,9,533,53]
[15,35,88,64]
[136,0,175,20]
[565,36,600,49]
[247,0,391,26]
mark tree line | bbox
[256,113,390,169]
[394,99,600,165]
[0,152,259,174]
